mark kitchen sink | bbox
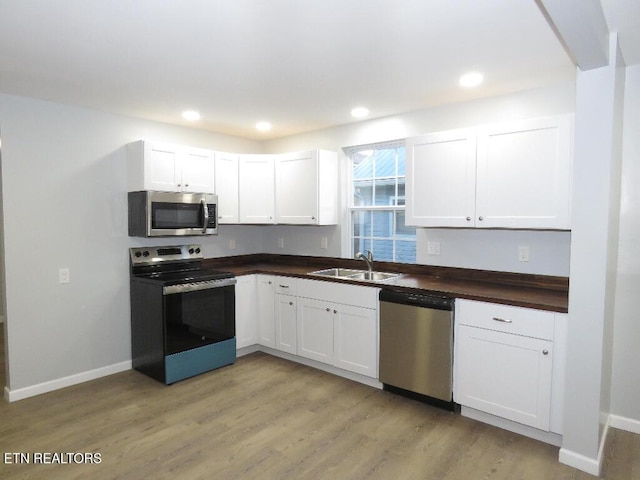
[309,268,402,283]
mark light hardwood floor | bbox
[1,352,638,480]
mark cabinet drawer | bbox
[274,276,297,295]
[456,299,555,340]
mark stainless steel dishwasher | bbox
[379,289,455,410]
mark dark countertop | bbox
[204,254,569,313]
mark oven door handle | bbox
[201,198,209,234]
[163,277,236,295]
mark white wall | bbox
[611,65,640,428]
[0,94,262,394]
[560,36,625,474]
[262,83,575,276]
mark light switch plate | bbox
[518,246,530,262]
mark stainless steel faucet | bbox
[355,250,374,272]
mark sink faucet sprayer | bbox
[355,250,374,272]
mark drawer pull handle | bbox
[492,317,512,323]
[279,285,289,288]
[543,349,549,355]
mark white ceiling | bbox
[0,1,636,140]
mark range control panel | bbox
[129,244,203,266]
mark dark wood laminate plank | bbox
[205,254,569,312]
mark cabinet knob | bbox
[543,349,549,355]
[466,216,471,221]
[334,309,337,314]
[478,216,484,221]
[311,216,315,220]
[289,301,294,306]
[326,308,331,312]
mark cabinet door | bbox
[214,152,239,224]
[333,305,377,378]
[235,275,257,349]
[475,115,572,229]
[143,142,180,192]
[275,151,319,224]
[406,130,477,227]
[455,325,553,430]
[180,147,215,193]
[239,154,275,224]
[256,275,275,348]
[297,297,333,364]
[275,294,297,354]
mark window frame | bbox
[344,140,416,264]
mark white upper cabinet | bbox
[406,129,477,227]
[238,154,276,224]
[406,115,573,229]
[127,140,215,193]
[275,150,338,225]
[180,146,216,194]
[214,151,239,224]
[475,116,572,229]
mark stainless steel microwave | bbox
[128,191,218,237]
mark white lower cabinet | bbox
[256,275,275,348]
[454,299,566,433]
[234,275,379,382]
[297,297,334,363]
[235,275,258,349]
[333,304,377,377]
[297,279,379,378]
[274,277,297,354]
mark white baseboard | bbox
[609,413,640,434]
[558,448,601,476]
[240,345,383,390]
[558,414,611,477]
[4,360,132,402]
[460,406,563,446]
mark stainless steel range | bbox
[129,244,236,384]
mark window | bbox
[349,142,416,263]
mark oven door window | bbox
[152,202,203,230]
[163,285,235,355]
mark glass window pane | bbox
[396,181,406,206]
[395,240,416,263]
[395,211,416,237]
[352,210,371,238]
[353,180,373,206]
[352,150,374,179]
[372,239,394,262]
[372,210,393,237]
[374,180,396,206]
[397,147,406,176]
[354,238,371,256]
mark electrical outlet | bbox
[320,237,328,249]
[427,241,441,255]
[59,268,70,284]
[229,239,236,250]
[518,246,530,262]
[278,237,285,249]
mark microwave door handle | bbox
[201,199,209,234]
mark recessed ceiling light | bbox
[351,107,370,118]
[255,121,272,131]
[182,110,201,121]
[459,72,484,88]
